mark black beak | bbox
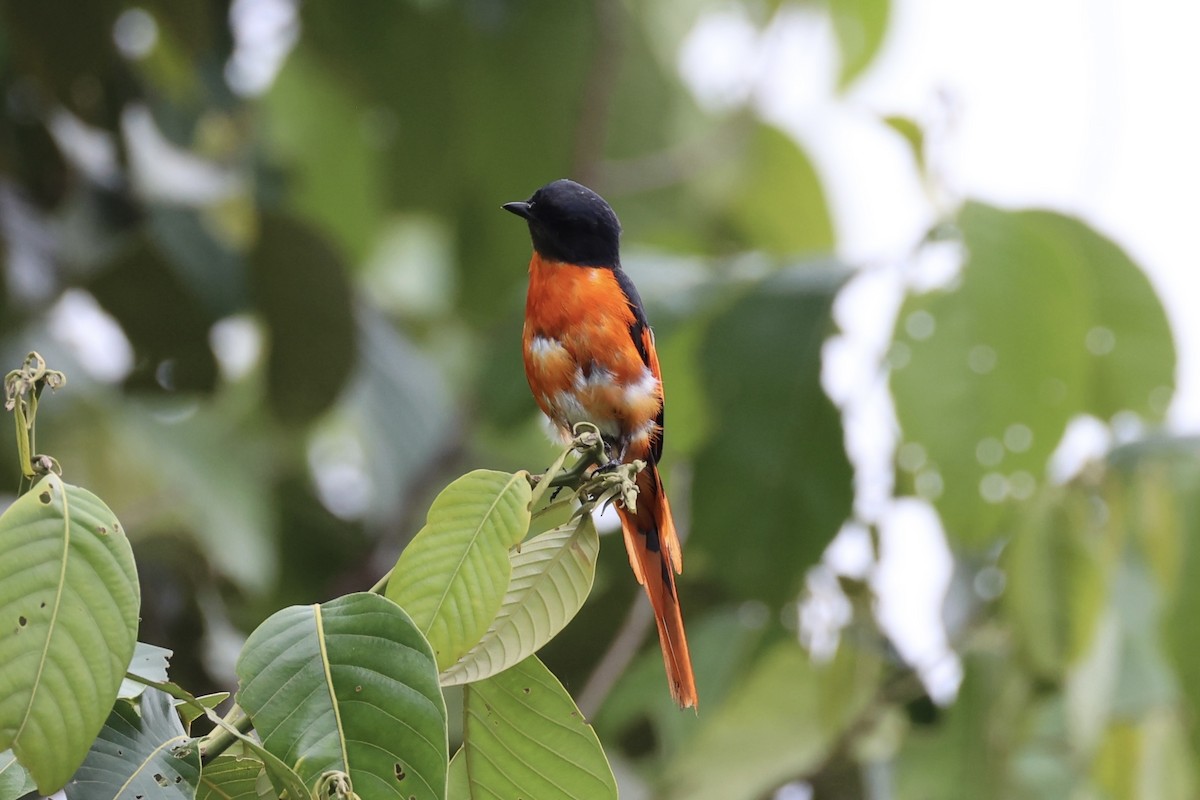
[502,201,532,219]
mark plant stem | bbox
[199,704,254,762]
[368,567,393,595]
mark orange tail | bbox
[615,462,698,709]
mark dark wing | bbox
[614,267,665,463]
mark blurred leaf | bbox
[387,469,532,671]
[690,268,852,606]
[118,641,174,698]
[829,0,891,90]
[297,0,595,322]
[236,592,448,799]
[663,639,882,800]
[65,689,199,800]
[147,205,247,317]
[262,47,383,262]
[1092,709,1196,800]
[1001,479,1117,680]
[0,0,125,124]
[251,213,357,425]
[655,311,713,458]
[345,308,456,526]
[891,203,1176,545]
[89,235,220,393]
[442,514,598,686]
[195,755,265,800]
[896,651,1028,800]
[884,115,924,173]
[729,124,834,255]
[597,607,765,759]
[0,749,35,799]
[0,474,139,795]
[0,115,70,211]
[61,401,280,594]
[459,655,617,800]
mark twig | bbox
[577,587,654,719]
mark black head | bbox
[503,179,621,267]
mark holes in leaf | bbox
[38,491,51,504]
[394,763,405,782]
[97,526,108,535]
[153,773,168,787]
[18,615,27,627]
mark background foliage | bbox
[0,0,1194,797]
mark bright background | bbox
[2,0,1198,797]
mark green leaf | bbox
[663,640,882,800]
[441,514,599,686]
[251,213,357,425]
[118,641,174,699]
[891,203,1176,544]
[196,755,266,800]
[729,124,835,255]
[65,689,200,800]
[446,747,467,800]
[0,749,35,799]
[177,692,229,730]
[829,0,891,89]
[0,474,140,795]
[236,592,448,800]
[459,655,617,800]
[690,269,853,606]
[387,470,532,670]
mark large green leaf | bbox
[387,470,532,670]
[0,749,35,799]
[236,592,448,800]
[891,204,1175,544]
[690,269,853,606]
[459,655,617,800]
[0,474,139,794]
[441,514,599,686]
[195,755,266,800]
[65,689,200,800]
[663,640,881,800]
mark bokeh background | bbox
[1,0,1197,797]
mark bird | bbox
[503,178,698,709]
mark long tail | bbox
[615,462,698,709]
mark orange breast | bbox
[522,253,662,450]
